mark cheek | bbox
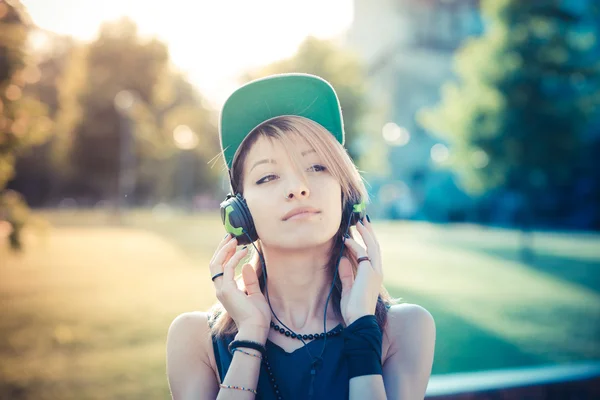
[245,195,276,236]
[321,178,343,208]
[315,178,344,225]
[326,198,343,228]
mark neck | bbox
[257,240,342,332]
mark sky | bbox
[22,0,355,107]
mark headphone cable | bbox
[243,209,353,398]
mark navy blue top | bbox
[210,319,350,400]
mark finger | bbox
[211,235,235,267]
[209,237,238,276]
[363,216,381,256]
[343,236,368,259]
[355,220,377,254]
[338,256,354,297]
[241,263,261,296]
[220,233,232,245]
[222,246,249,285]
[355,220,382,273]
[210,243,239,288]
[210,234,233,264]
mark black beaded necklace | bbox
[270,321,344,341]
[261,323,345,399]
[262,355,283,400]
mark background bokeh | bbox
[1,0,599,399]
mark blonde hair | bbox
[209,116,398,338]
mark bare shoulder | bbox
[166,311,220,399]
[387,303,435,327]
[167,311,216,370]
[382,303,436,399]
[384,303,436,360]
[169,310,210,332]
[167,311,212,354]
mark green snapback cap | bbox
[219,73,345,169]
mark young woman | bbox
[166,74,436,400]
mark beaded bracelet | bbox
[232,348,263,360]
[219,383,258,395]
[228,339,266,356]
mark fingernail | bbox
[359,219,364,225]
[242,245,247,250]
[366,215,371,223]
[224,233,230,239]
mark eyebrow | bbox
[249,149,316,172]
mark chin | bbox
[286,237,331,250]
[263,227,338,250]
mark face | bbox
[241,134,343,249]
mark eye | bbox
[307,164,327,172]
[256,174,278,185]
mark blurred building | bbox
[344,0,484,221]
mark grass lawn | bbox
[1,209,599,399]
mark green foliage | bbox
[242,37,370,161]
[418,0,600,195]
[0,0,52,250]
[0,1,52,188]
[52,17,220,203]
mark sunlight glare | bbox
[23,0,354,105]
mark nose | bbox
[285,175,310,199]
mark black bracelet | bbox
[228,340,266,357]
[343,315,383,379]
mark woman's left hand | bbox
[338,216,384,326]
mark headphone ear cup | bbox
[344,199,366,227]
[219,194,258,245]
[344,202,356,227]
[235,194,258,244]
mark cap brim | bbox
[219,73,344,169]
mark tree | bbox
[0,0,52,250]
[52,18,220,209]
[8,34,76,207]
[241,37,372,164]
[418,0,600,259]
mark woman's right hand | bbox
[209,234,271,342]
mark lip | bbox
[282,207,321,221]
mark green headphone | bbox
[220,193,367,245]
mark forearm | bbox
[216,327,267,400]
[349,375,387,400]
